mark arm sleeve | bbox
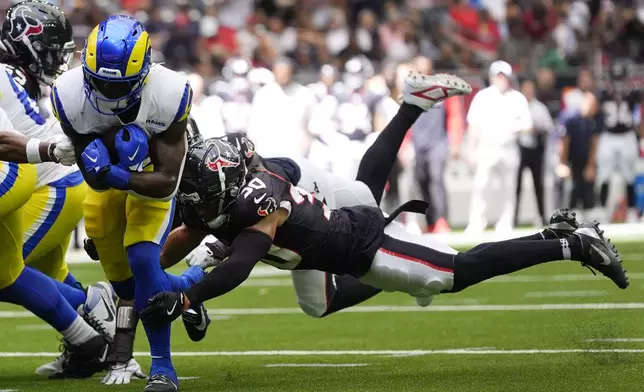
[184,229,273,304]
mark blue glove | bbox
[81,139,111,180]
[105,164,131,190]
[115,124,149,171]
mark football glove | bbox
[101,358,147,385]
[48,134,76,166]
[115,125,149,172]
[84,238,99,261]
[185,241,229,269]
[140,291,185,327]
[81,139,111,179]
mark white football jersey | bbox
[0,63,77,188]
[51,64,191,136]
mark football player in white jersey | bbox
[49,15,205,392]
[0,0,118,379]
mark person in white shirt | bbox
[465,60,533,234]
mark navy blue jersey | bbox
[599,88,641,134]
[191,167,385,277]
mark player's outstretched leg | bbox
[356,73,472,204]
[36,281,117,376]
[0,267,112,379]
[127,242,178,392]
[451,221,628,292]
[291,270,382,318]
[468,208,581,253]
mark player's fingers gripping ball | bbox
[115,124,150,172]
[82,138,111,180]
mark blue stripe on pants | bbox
[23,187,66,259]
[0,163,19,197]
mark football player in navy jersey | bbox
[141,73,628,333]
[596,63,644,222]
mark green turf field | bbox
[0,242,643,392]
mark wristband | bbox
[26,139,43,163]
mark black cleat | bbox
[545,208,580,238]
[573,221,629,289]
[145,374,178,392]
[182,303,210,342]
[49,335,110,379]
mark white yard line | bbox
[585,338,644,343]
[2,349,644,358]
[2,303,644,319]
[523,290,608,298]
[265,363,369,368]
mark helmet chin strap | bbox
[207,214,229,229]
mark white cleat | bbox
[35,344,68,375]
[399,72,472,110]
[79,282,117,341]
[36,282,116,376]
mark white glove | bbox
[185,241,228,269]
[49,135,76,166]
[101,358,147,385]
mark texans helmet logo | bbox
[257,197,277,217]
[206,156,239,171]
[8,5,44,42]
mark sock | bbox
[600,182,609,206]
[356,103,423,204]
[64,272,80,287]
[322,275,382,317]
[467,232,547,253]
[167,266,205,292]
[127,242,176,381]
[0,267,79,332]
[450,236,583,292]
[111,277,135,301]
[53,278,87,310]
[61,315,100,345]
[627,183,636,207]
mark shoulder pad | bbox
[231,171,288,228]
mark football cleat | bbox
[182,303,211,342]
[399,72,472,110]
[78,282,118,341]
[544,208,580,238]
[415,295,433,307]
[572,222,629,289]
[48,335,110,379]
[35,342,69,376]
[145,374,179,392]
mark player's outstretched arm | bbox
[0,131,56,163]
[124,120,188,200]
[160,224,208,269]
[140,209,285,326]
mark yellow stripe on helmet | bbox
[125,31,151,77]
[84,25,99,73]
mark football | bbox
[99,125,150,171]
[100,125,125,164]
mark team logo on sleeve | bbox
[257,197,277,217]
[8,6,44,41]
[206,156,239,171]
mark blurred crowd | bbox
[6,0,644,234]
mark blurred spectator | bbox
[557,92,600,218]
[465,61,532,234]
[498,17,531,70]
[247,58,316,158]
[515,79,555,226]
[522,0,558,41]
[562,68,595,112]
[535,67,561,120]
[411,56,464,233]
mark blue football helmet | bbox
[81,15,151,115]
